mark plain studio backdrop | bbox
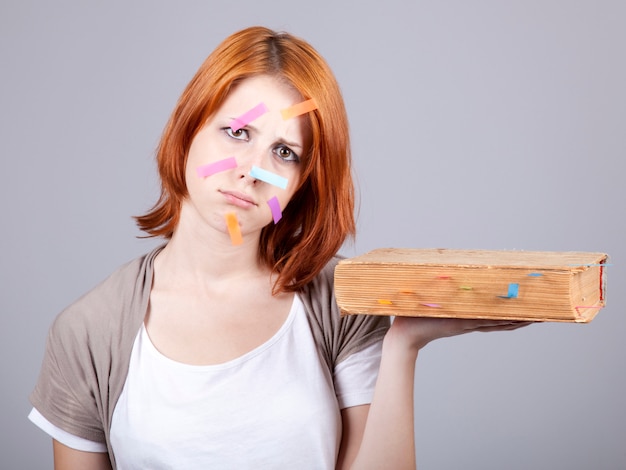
[1,1,624,468]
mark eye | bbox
[224,127,249,141]
[274,144,300,163]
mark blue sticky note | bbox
[249,166,288,190]
[498,283,519,299]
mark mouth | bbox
[220,190,257,208]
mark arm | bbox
[347,317,531,470]
[337,405,369,469]
[53,440,112,470]
[336,350,416,470]
[347,323,418,470]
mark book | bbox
[334,248,608,323]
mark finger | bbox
[476,321,534,333]
[458,319,528,330]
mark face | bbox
[181,74,311,242]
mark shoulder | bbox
[298,255,390,367]
[297,255,345,325]
[300,255,342,299]
[50,247,161,347]
[30,245,164,446]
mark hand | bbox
[387,315,533,353]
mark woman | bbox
[29,26,526,469]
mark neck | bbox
[155,214,269,290]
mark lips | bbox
[220,190,257,208]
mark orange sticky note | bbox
[281,99,318,120]
[225,212,243,245]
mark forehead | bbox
[221,75,303,113]
[217,74,312,150]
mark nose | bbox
[236,146,264,184]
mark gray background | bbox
[2,1,624,468]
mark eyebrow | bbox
[229,102,268,131]
[278,138,303,151]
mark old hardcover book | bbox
[334,248,608,323]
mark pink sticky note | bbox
[196,157,237,178]
[230,102,269,131]
[267,196,282,224]
[421,303,441,308]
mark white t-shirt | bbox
[30,295,382,469]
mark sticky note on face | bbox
[225,212,243,245]
[230,102,269,132]
[267,196,282,224]
[281,99,318,120]
[249,166,288,190]
[196,157,237,178]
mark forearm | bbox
[346,315,530,469]
[350,327,419,469]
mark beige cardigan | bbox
[30,245,389,468]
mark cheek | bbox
[187,129,230,168]
[265,182,302,224]
[184,150,206,193]
[263,194,283,224]
[283,168,301,196]
[277,174,300,206]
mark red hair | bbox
[135,26,355,293]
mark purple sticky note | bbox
[267,196,282,224]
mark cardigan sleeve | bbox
[30,300,110,443]
[29,248,158,452]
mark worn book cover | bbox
[334,248,608,322]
